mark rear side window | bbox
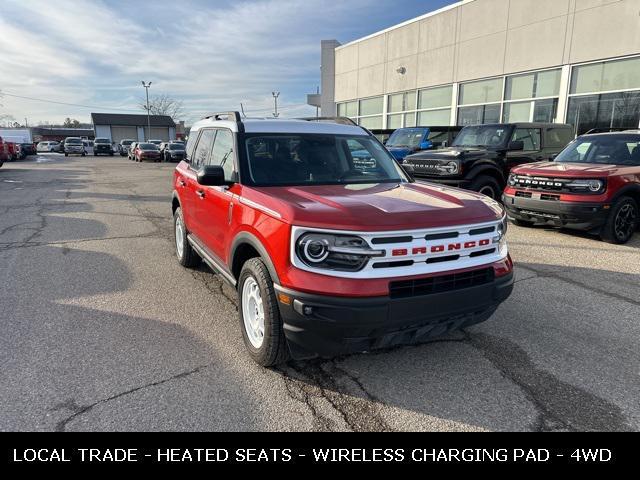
[192,129,215,168]
[545,127,574,149]
[185,131,199,161]
[511,128,540,150]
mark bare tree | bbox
[138,94,185,120]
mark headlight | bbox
[508,174,516,186]
[435,161,459,175]
[494,214,508,244]
[296,233,384,272]
[566,179,605,194]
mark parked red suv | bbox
[503,131,640,244]
[0,136,8,168]
[172,113,513,365]
[134,143,161,162]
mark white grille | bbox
[290,219,508,279]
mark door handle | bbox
[178,179,186,187]
[196,190,205,199]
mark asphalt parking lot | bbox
[1,154,638,432]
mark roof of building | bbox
[31,127,95,136]
[190,117,369,136]
[91,113,176,127]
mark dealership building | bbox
[314,0,640,135]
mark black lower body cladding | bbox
[503,194,609,230]
[275,271,514,360]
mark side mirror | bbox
[197,165,227,186]
[550,153,558,161]
[508,140,524,151]
[419,140,433,150]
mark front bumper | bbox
[275,270,513,359]
[502,193,609,230]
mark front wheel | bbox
[601,196,638,244]
[238,258,289,367]
[469,175,502,200]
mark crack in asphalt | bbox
[461,330,632,432]
[0,233,164,252]
[277,360,393,432]
[52,365,209,432]
[515,266,640,307]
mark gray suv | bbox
[64,137,86,157]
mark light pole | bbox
[142,81,152,140]
[272,92,280,118]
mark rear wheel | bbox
[238,258,289,367]
[173,207,200,268]
[469,175,502,200]
[601,196,638,244]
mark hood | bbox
[244,182,503,231]
[407,147,490,162]
[512,161,633,177]
[386,146,416,161]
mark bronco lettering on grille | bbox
[392,239,492,257]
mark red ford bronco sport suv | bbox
[172,112,513,366]
[503,131,640,244]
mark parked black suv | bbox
[94,138,114,156]
[402,123,574,200]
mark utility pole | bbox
[272,92,280,118]
[316,86,320,118]
[142,81,152,140]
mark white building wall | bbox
[94,125,111,141]
[332,0,640,103]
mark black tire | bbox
[238,258,290,367]
[512,218,536,228]
[600,196,638,244]
[173,207,200,268]
[64,153,68,157]
[469,175,502,200]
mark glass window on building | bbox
[358,116,383,130]
[502,98,558,123]
[457,104,501,126]
[359,96,384,117]
[505,69,561,100]
[337,101,358,118]
[459,78,503,105]
[418,85,452,110]
[567,91,640,135]
[417,109,451,126]
[388,91,416,113]
[387,112,416,129]
[571,57,640,95]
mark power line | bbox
[0,91,141,112]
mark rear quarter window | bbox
[545,127,574,149]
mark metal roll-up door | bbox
[111,126,138,143]
[145,127,170,141]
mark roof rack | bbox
[203,111,242,122]
[583,127,632,135]
[298,116,359,126]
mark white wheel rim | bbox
[242,277,265,349]
[175,216,184,259]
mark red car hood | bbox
[244,182,503,231]
[513,161,634,177]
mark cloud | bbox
[0,0,442,124]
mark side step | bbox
[187,235,237,288]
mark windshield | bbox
[556,135,640,165]
[169,144,184,150]
[139,143,158,150]
[386,128,426,148]
[95,138,110,144]
[65,138,82,145]
[244,134,407,187]
[452,125,511,148]
[121,140,133,145]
